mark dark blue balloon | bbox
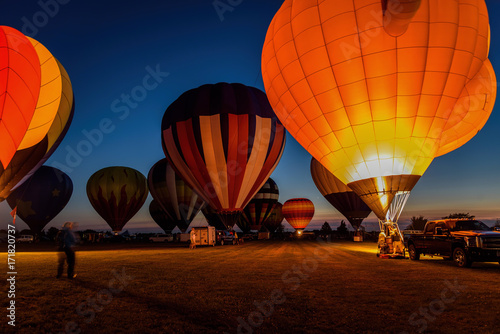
[7,166,73,233]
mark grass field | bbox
[2,240,499,334]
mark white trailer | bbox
[191,226,216,246]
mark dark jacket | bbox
[58,227,76,249]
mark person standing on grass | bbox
[56,222,78,279]
[189,229,196,249]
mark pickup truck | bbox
[149,233,173,242]
[216,230,237,245]
[407,219,500,267]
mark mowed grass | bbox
[2,240,499,334]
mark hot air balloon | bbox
[0,60,74,200]
[201,205,228,231]
[262,1,496,226]
[149,200,177,233]
[86,167,148,233]
[148,158,205,232]
[282,198,315,232]
[6,166,72,234]
[238,178,279,232]
[264,201,284,233]
[0,26,41,168]
[310,158,371,232]
[161,83,286,229]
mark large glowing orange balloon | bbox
[262,0,496,220]
[0,26,41,168]
[282,198,315,231]
[0,60,74,200]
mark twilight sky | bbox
[1,0,499,233]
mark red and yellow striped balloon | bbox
[162,83,286,228]
[282,198,315,231]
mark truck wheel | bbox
[408,244,420,261]
[453,247,472,268]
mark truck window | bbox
[424,222,435,234]
[436,222,449,234]
[453,220,490,231]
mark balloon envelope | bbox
[263,201,284,233]
[161,82,286,228]
[261,0,496,220]
[149,200,177,233]
[0,62,74,200]
[0,137,48,201]
[86,166,148,232]
[238,178,279,232]
[282,198,315,231]
[201,205,228,231]
[310,158,371,231]
[148,158,205,232]
[0,26,41,168]
[6,166,72,233]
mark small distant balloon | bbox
[282,198,315,232]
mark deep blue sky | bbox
[1,0,499,232]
